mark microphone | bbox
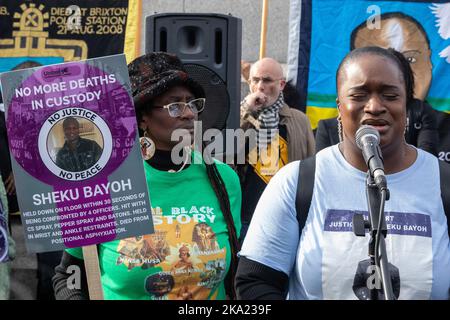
[355,125,387,191]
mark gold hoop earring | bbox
[140,130,155,160]
[337,115,343,142]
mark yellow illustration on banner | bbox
[0,3,87,61]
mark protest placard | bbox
[0,54,154,254]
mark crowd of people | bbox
[1,26,450,299]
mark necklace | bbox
[168,146,191,173]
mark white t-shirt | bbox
[240,145,450,300]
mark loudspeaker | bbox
[145,13,242,131]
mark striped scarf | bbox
[256,93,284,149]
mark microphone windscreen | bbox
[355,125,380,150]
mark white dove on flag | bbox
[430,3,450,63]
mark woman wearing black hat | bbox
[53,52,241,300]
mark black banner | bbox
[0,0,139,72]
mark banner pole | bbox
[259,0,269,59]
[136,0,142,58]
[82,245,104,300]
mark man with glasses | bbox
[238,57,315,243]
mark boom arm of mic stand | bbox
[365,173,395,300]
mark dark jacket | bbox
[436,110,450,164]
[0,111,19,213]
[56,137,102,172]
[315,117,339,153]
[0,112,12,180]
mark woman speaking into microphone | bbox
[236,47,450,300]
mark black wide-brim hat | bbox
[128,52,205,109]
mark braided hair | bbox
[202,143,240,300]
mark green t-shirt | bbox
[67,153,241,300]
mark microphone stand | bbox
[353,172,395,300]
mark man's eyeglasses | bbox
[153,98,205,118]
[248,77,284,85]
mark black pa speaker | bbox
[145,13,242,132]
